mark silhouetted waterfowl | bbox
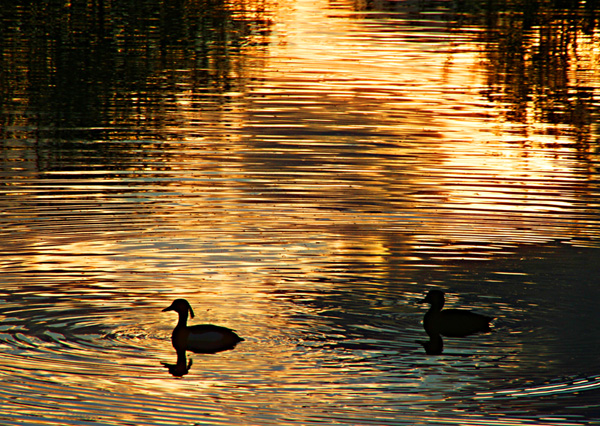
[419,290,492,338]
[162,299,244,354]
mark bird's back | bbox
[425,309,492,338]
[185,324,244,353]
[437,309,492,337]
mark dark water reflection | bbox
[2,0,600,425]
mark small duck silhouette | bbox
[419,290,492,338]
[162,299,244,354]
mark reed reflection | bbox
[161,299,244,377]
[418,290,493,355]
[347,0,600,145]
[0,0,270,142]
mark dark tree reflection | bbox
[0,0,271,141]
[347,0,600,148]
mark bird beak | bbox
[162,306,173,312]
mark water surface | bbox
[1,0,600,424]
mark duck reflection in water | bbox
[162,351,194,377]
[161,299,244,377]
[418,290,492,355]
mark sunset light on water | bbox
[1,0,600,424]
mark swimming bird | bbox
[419,290,492,338]
[162,299,244,354]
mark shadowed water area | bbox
[2,0,600,424]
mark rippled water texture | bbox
[2,0,600,424]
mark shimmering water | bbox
[2,0,600,424]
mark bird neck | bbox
[430,300,444,312]
[176,311,189,328]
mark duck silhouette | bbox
[162,299,244,355]
[419,290,492,338]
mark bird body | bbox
[424,308,492,337]
[420,290,492,338]
[163,299,244,354]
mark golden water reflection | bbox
[1,0,600,425]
